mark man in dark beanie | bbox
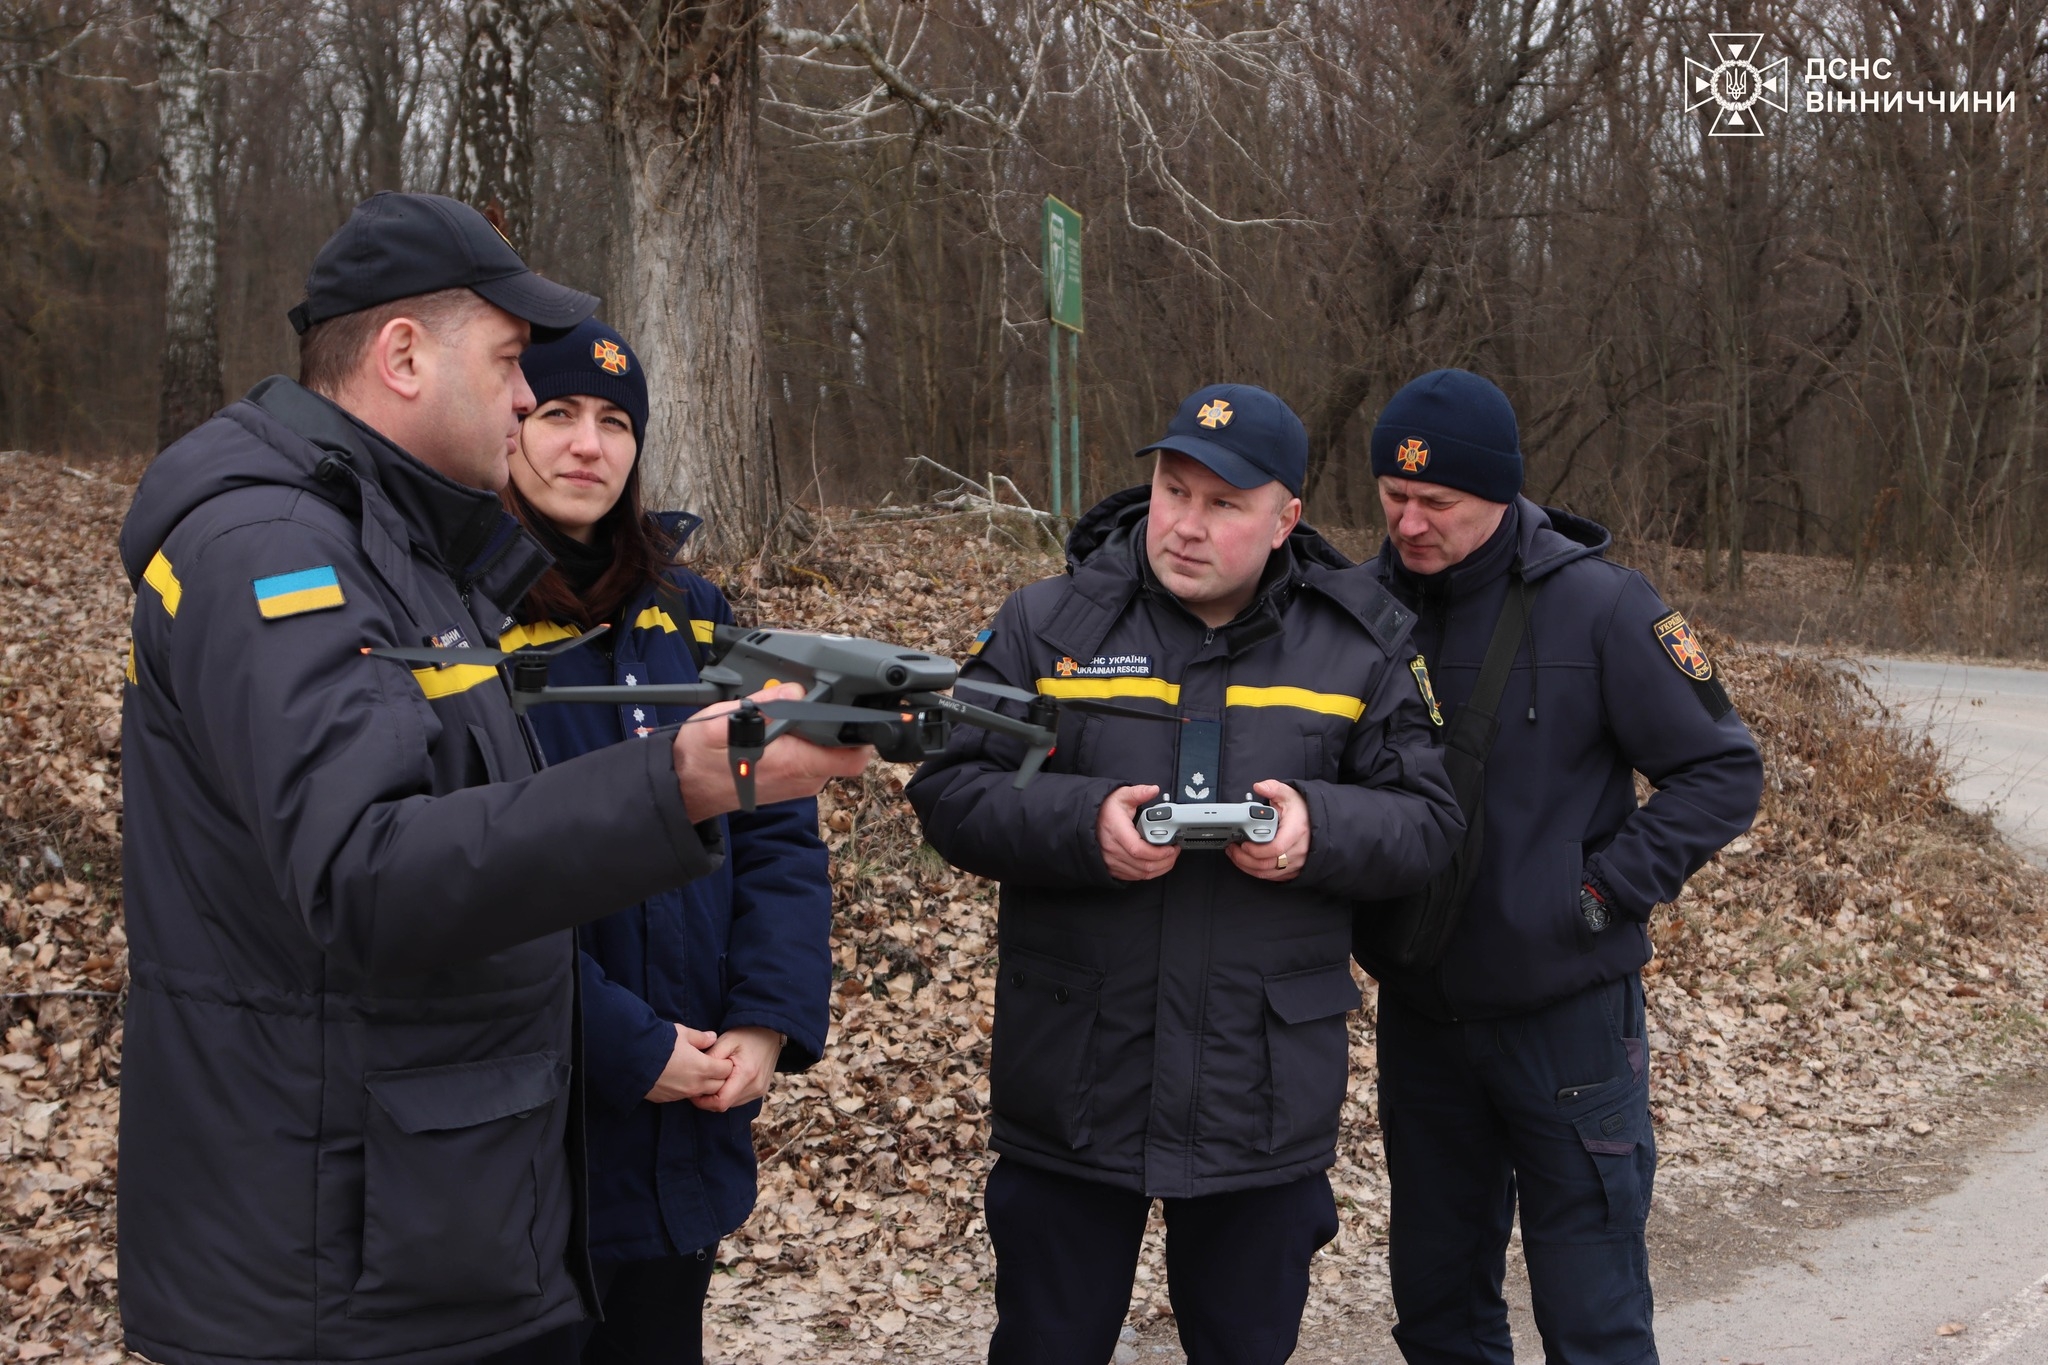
[1355,368,1763,1364]
[115,194,868,1365]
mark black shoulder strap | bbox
[1442,575,1531,762]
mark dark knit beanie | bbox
[519,318,649,451]
[1369,369,1523,503]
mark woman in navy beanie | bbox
[499,319,834,1365]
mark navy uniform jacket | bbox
[1356,497,1764,1020]
[116,378,723,1365]
[504,554,831,1264]
[908,488,1462,1198]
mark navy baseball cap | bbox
[1136,384,1307,497]
[288,192,598,339]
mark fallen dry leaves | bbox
[3,460,2046,1363]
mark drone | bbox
[364,623,1180,810]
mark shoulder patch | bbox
[1358,579,1416,653]
[1652,610,1713,681]
[1410,655,1443,727]
[252,565,345,619]
[968,628,993,656]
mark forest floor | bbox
[2,454,2046,1362]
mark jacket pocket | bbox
[1260,964,1361,1154]
[1562,839,1590,951]
[466,722,504,786]
[1563,1075,1655,1232]
[991,947,1105,1150]
[349,1050,569,1317]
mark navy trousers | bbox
[984,1158,1339,1365]
[1377,975,1658,1365]
[471,1246,718,1365]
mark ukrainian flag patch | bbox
[968,629,993,656]
[253,565,346,619]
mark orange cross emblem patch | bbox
[592,339,630,375]
[1197,399,1233,428]
[1396,438,1430,473]
[1054,656,1080,677]
[1654,610,1713,681]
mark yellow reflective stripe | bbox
[409,664,499,699]
[1036,676,1182,705]
[630,606,717,644]
[499,621,581,651]
[1224,685,1365,721]
[125,643,137,685]
[144,551,182,617]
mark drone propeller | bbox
[362,624,612,668]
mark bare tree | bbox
[454,0,559,246]
[157,0,225,445]
[571,0,779,552]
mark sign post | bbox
[1043,195,1083,520]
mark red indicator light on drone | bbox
[736,760,752,777]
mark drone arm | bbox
[518,683,733,709]
[902,621,1125,889]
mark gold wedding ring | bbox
[1276,852,1289,870]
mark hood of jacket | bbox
[122,377,550,609]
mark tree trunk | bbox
[156,0,224,448]
[454,0,554,248]
[588,0,775,554]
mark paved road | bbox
[1655,1108,2048,1364]
[1861,657,2048,865]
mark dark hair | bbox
[299,288,487,397]
[502,456,677,629]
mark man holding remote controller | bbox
[909,384,1462,1364]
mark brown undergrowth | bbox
[1,467,2044,1362]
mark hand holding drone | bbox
[365,623,1182,811]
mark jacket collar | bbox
[248,378,551,612]
[1377,494,1612,602]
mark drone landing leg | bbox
[728,703,767,813]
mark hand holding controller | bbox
[1137,800,1278,848]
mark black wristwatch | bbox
[1579,883,1611,933]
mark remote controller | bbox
[1137,801,1278,848]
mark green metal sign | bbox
[1044,195,1083,333]
[1044,196,1082,518]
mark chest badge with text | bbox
[1653,610,1714,681]
[1409,656,1443,726]
[1054,653,1153,678]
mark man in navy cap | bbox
[910,384,1462,1363]
[1355,369,1763,1364]
[116,193,869,1365]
